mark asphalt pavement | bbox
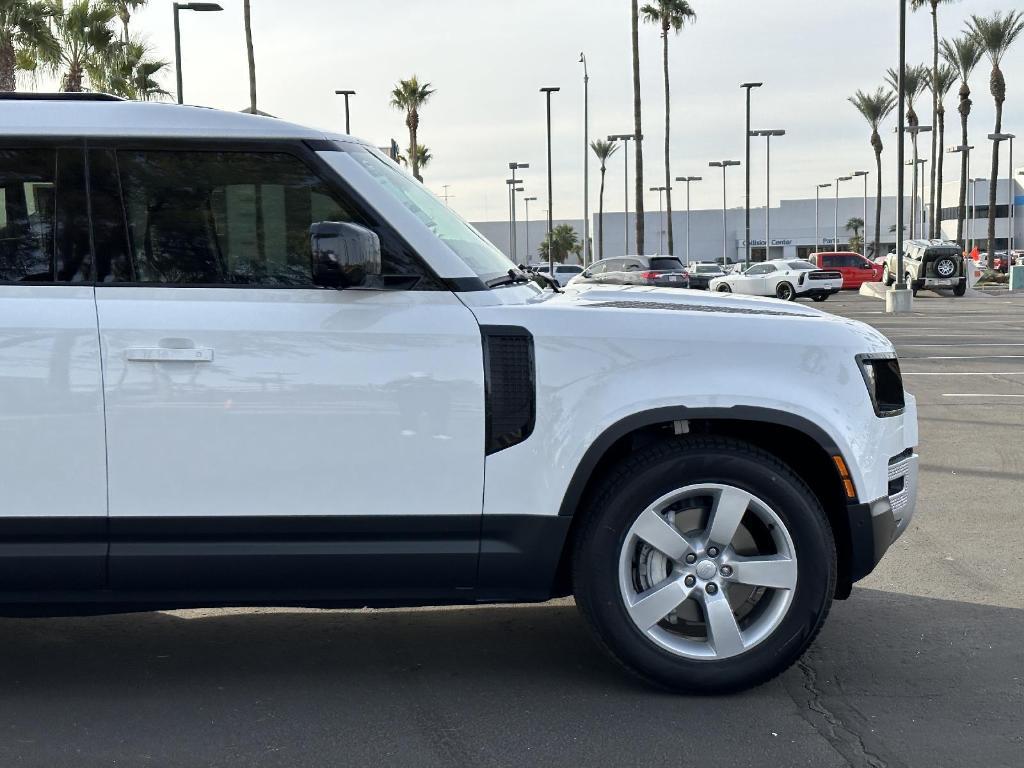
[1,290,1021,768]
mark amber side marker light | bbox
[832,455,857,499]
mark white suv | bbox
[0,95,918,694]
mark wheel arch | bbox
[551,406,858,600]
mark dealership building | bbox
[472,170,1023,265]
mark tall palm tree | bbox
[50,0,117,93]
[405,144,431,174]
[243,0,256,114]
[107,0,146,42]
[640,0,696,258]
[886,65,930,237]
[941,34,983,248]
[630,0,644,255]
[966,11,1024,263]
[926,63,956,240]
[591,139,619,262]
[846,217,865,254]
[99,37,168,100]
[539,223,582,263]
[911,0,959,238]
[390,76,434,183]
[0,0,59,91]
[849,87,897,260]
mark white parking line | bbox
[941,393,1024,398]
[903,372,1024,376]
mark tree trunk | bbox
[0,38,16,93]
[408,111,421,182]
[631,0,644,256]
[936,104,944,242]
[928,3,939,238]
[956,83,971,248]
[873,140,883,260]
[662,24,673,256]
[64,63,84,93]
[987,66,1004,265]
[598,166,606,262]
[244,0,257,114]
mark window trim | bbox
[81,137,447,291]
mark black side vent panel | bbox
[482,326,536,455]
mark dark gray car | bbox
[569,256,691,289]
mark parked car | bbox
[883,239,967,296]
[530,263,584,287]
[0,94,919,695]
[567,256,690,289]
[686,262,727,290]
[810,251,883,289]
[710,259,844,301]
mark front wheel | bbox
[716,284,732,293]
[882,266,893,286]
[775,282,796,301]
[907,274,918,297]
[573,437,836,694]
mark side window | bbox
[746,264,770,276]
[623,260,643,272]
[110,148,439,289]
[588,261,608,275]
[0,147,89,283]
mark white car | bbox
[0,94,918,695]
[710,259,843,302]
[530,263,583,287]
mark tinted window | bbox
[621,259,643,271]
[0,148,90,283]
[648,257,684,271]
[695,265,719,274]
[788,261,816,270]
[588,261,609,275]
[557,265,583,274]
[746,264,771,275]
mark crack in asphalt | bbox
[787,655,896,768]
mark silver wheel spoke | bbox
[702,589,746,658]
[728,554,798,590]
[633,507,695,562]
[628,577,692,630]
[705,487,751,548]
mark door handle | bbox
[126,347,214,363]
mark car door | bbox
[0,144,108,590]
[89,144,486,595]
[735,263,770,295]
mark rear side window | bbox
[0,148,89,283]
[649,257,684,271]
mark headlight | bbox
[857,354,905,417]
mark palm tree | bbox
[591,139,619,262]
[849,87,897,260]
[630,0,644,255]
[941,34,983,248]
[107,0,146,42]
[0,0,59,91]
[539,223,582,263]
[99,37,168,100]
[50,0,117,93]
[886,65,930,237]
[966,11,1024,264]
[640,0,696,258]
[911,1,959,238]
[390,76,435,183]
[925,63,956,239]
[406,144,432,174]
[243,0,256,114]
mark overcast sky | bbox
[33,0,1024,222]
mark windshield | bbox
[788,261,816,270]
[346,146,515,282]
[649,257,685,271]
[694,265,720,274]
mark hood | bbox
[554,284,825,318]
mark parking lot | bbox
[1,291,1022,768]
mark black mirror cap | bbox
[310,221,382,288]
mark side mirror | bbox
[310,221,382,288]
[582,270,592,279]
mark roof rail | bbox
[0,92,125,102]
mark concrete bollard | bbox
[885,288,913,314]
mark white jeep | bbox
[883,239,967,296]
[0,95,918,694]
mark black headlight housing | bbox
[856,354,905,417]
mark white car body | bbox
[0,97,918,690]
[710,259,843,300]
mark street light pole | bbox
[751,129,785,259]
[675,176,702,265]
[989,133,1016,267]
[610,134,637,255]
[541,87,560,275]
[903,125,932,240]
[852,171,869,255]
[334,90,355,134]
[741,83,763,268]
[710,161,741,266]
[523,196,537,263]
[893,0,908,300]
[507,162,529,261]
[835,176,852,251]
[580,53,590,266]
[815,183,832,254]
[650,186,668,253]
[172,2,224,105]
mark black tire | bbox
[812,294,829,302]
[907,275,918,297]
[953,280,967,297]
[716,284,732,293]
[933,256,957,280]
[882,266,894,286]
[572,436,836,695]
[775,282,796,301]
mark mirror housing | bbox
[310,221,382,288]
